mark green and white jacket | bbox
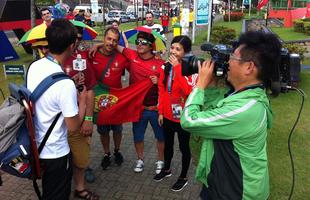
[181,86,272,200]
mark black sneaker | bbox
[114,151,124,166]
[101,153,111,170]
[171,178,188,192]
[153,170,172,182]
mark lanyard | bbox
[46,54,60,65]
[167,66,173,94]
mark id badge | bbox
[171,104,182,119]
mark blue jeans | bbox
[132,110,164,142]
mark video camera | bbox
[181,42,301,96]
[181,43,233,77]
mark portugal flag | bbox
[94,79,153,125]
[257,0,268,10]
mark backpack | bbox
[0,72,70,199]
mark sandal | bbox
[74,189,100,200]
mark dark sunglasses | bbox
[135,39,151,46]
[77,37,83,41]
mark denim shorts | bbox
[132,110,164,142]
[97,124,123,135]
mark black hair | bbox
[237,31,282,90]
[111,20,120,25]
[40,7,50,16]
[163,35,192,87]
[104,26,120,41]
[145,11,154,17]
[46,19,77,54]
[137,31,155,44]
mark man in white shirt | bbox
[27,19,87,200]
[40,8,53,26]
[143,11,166,40]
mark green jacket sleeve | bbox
[180,88,267,140]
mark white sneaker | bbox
[134,159,144,173]
[155,160,164,174]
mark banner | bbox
[257,0,269,11]
[94,79,153,125]
[196,0,209,25]
[0,31,19,62]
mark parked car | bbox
[107,10,129,24]
[126,12,137,21]
[74,5,109,23]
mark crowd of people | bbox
[21,6,282,200]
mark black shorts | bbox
[40,153,73,200]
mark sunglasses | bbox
[135,39,151,46]
[77,37,83,41]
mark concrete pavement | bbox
[0,123,202,200]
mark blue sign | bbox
[243,0,250,6]
[0,31,19,62]
[196,0,209,25]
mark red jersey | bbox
[91,50,129,88]
[158,64,196,122]
[123,48,164,106]
[160,15,170,27]
[63,49,96,90]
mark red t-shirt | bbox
[91,50,129,88]
[123,48,164,106]
[160,15,170,27]
[63,49,96,90]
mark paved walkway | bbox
[0,123,202,200]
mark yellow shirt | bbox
[189,11,194,22]
[171,16,178,26]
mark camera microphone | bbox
[200,43,214,52]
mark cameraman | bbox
[180,31,282,200]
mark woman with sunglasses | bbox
[154,35,196,192]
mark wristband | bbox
[84,116,93,121]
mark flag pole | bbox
[192,0,196,43]
[207,0,212,42]
[249,0,251,17]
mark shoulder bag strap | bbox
[37,112,62,154]
[98,52,116,83]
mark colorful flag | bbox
[257,0,268,10]
[94,79,153,125]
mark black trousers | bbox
[40,153,73,200]
[163,118,191,178]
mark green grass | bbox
[271,27,310,41]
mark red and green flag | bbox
[94,79,153,125]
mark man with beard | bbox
[91,27,129,170]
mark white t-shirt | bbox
[143,23,166,40]
[27,57,78,159]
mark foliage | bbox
[210,26,236,45]
[223,12,244,22]
[293,18,310,35]
[283,43,308,60]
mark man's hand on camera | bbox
[197,60,215,90]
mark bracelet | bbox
[84,116,93,121]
